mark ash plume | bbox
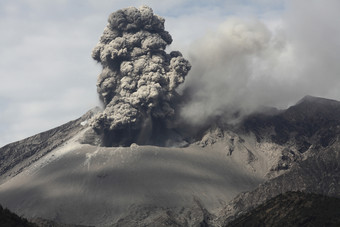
[90,6,191,146]
[180,0,340,126]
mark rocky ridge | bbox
[0,96,339,226]
[0,108,100,184]
[212,96,340,225]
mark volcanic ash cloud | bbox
[90,6,191,146]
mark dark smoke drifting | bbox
[90,6,191,146]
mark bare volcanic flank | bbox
[90,6,191,146]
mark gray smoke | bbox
[180,2,340,126]
[179,19,274,125]
[90,6,191,146]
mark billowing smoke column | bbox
[90,6,191,146]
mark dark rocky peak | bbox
[239,96,340,152]
[284,95,340,123]
[297,95,340,106]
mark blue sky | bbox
[1,0,340,146]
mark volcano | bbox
[0,96,339,226]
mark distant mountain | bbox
[228,191,340,227]
[0,96,339,226]
[240,95,340,151]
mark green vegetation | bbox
[228,191,340,227]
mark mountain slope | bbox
[0,204,36,227]
[0,135,264,226]
[0,96,339,226]
[228,191,340,227]
[216,142,340,225]
[0,108,100,184]
[240,96,340,152]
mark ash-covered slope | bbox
[109,96,340,226]
[0,96,338,227]
[0,108,100,184]
[0,132,263,226]
[213,96,340,226]
[0,111,273,226]
[215,144,340,225]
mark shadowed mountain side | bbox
[216,143,340,225]
[0,204,36,227]
[0,143,263,226]
[31,217,93,227]
[113,198,212,227]
[240,96,340,152]
[0,108,100,184]
[228,191,340,227]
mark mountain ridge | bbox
[0,107,100,184]
[0,96,339,226]
[215,143,340,226]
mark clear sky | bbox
[1,0,340,147]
